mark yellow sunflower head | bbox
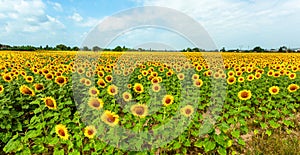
[180,105,194,117]
[130,104,148,118]
[162,94,174,106]
[133,83,144,94]
[84,125,97,139]
[88,97,104,110]
[42,97,57,110]
[238,90,251,101]
[19,85,35,96]
[269,86,280,95]
[55,124,69,140]
[101,110,119,127]
[107,85,118,96]
[89,87,99,97]
[287,84,299,93]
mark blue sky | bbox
[0,0,300,50]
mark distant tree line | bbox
[218,46,300,53]
[1,43,299,53]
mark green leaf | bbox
[194,140,204,148]
[231,130,240,138]
[3,136,23,153]
[217,147,227,155]
[237,138,246,146]
[203,141,216,152]
[265,130,272,137]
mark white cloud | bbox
[136,0,300,48]
[69,12,83,22]
[48,1,63,12]
[0,0,65,34]
[69,12,101,27]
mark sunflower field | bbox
[0,51,300,155]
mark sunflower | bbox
[151,77,160,84]
[77,67,85,74]
[152,84,161,93]
[45,73,54,80]
[193,79,203,87]
[142,70,148,76]
[235,71,243,77]
[107,85,118,96]
[162,94,174,106]
[34,83,44,92]
[196,65,203,72]
[133,83,144,94]
[227,76,236,85]
[289,73,296,80]
[105,75,113,83]
[84,125,97,139]
[254,73,261,79]
[2,74,13,83]
[247,74,255,81]
[25,76,34,83]
[55,76,67,86]
[287,84,299,93]
[238,77,244,83]
[88,97,104,110]
[0,85,4,94]
[122,92,132,102]
[80,78,86,84]
[19,85,35,96]
[101,110,119,127]
[42,97,57,110]
[180,105,194,117]
[97,71,105,78]
[130,104,148,118]
[127,84,132,88]
[273,72,280,78]
[84,79,92,87]
[238,90,251,101]
[269,86,280,95]
[89,87,99,97]
[55,124,69,140]
[177,73,185,80]
[192,74,199,80]
[97,79,106,88]
[227,71,235,77]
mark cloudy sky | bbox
[0,0,300,50]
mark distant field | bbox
[0,51,299,154]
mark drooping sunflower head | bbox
[130,104,148,118]
[238,90,251,101]
[269,86,280,95]
[19,85,35,96]
[133,83,144,94]
[180,105,194,117]
[88,97,104,110]
[162,94,174,106]
[107,84,118,96]
[34,83,44,92]
[55,124,69,140]
[89,87,99,97]
[84,125,97,139]
[42,97,57,110]
[122,92,132,102]
[287,84,299,93]
[101,110,119,127]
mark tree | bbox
[82,46,90,51]
[56,44,68,51]
[253,46,264,52]
[92,46,101,51]
[192,47,200,52]
[220,47,226,52]
[113,46,123,51]
[186,47,192,52]
[279,46,287,53]
[72,46,80,51]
